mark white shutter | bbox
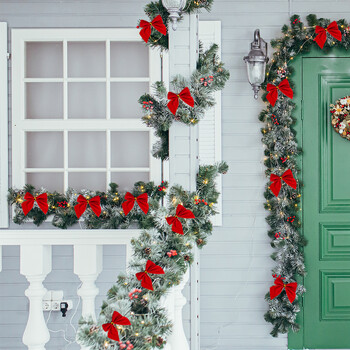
[0,23,8,228]
[198,21,222,226]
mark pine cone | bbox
[89,325,99,334]
[145,336,152,343]
[144,247,152,255]
[184,255,190,261]
[196,238,203,246]
[156,337,164,346]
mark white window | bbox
[11,29,161,192]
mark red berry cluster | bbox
[128,288,142,300]
[271,114,279,125]
[158,181,167,192]
[167,249,177,257]
[272,274,285,280]
[195,198,208,205]
[275,232,288,240]
[142,100,154,111]
[287,216,295,223]
[292,18,300,24]
[280,157,287,163]
[200,75,214,87]
[118,340,134,350]
[57,201,68,208]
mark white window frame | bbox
[0,22,8,228]
[11,28,161,191]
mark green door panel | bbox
[303,57,350,349]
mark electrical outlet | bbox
[52,301,61,311]
[42,300,51,311]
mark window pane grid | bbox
[13,30,161,192]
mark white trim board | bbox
[0,23,8,228]
[198,21,223,226]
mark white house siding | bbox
[0,0,350,349]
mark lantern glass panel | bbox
[246,60,266,85]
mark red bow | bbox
[166,204,195,235]
[74,195,101,219]
[137,15,167,43]
[136,260,165,291]
[266,79,293,106]
[102,311,131,342]
[314,21,342,49]
[167,87,195,115]
[270,169,297,197]
[270,276,297,303]
[122,192,149,216]
[21,192,49,216]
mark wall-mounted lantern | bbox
[243,29,269,99]
[161,0,186,31]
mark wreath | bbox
[330,96,350,140]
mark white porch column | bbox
[0,245,2,272]
[73,245,103,320]
[167,13,199,350]
[20,245,52,350]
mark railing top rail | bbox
[0,229,141,245]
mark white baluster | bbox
[20,245,52,350]
[74,245,103,320]
[162,270,190,350]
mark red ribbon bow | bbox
[135,260,165,291]
[122,192,149,216]
[270,276,297,303]
[166,204,195,235]
[266,79,293,106]
[314,21,342,49]
[74,195,101,219]
[270,169,297,197]
[21,192,49,216]
[102,311,131,342]
[167,87,195,115]
[137,15,167,43]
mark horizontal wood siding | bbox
[1,0,350,349]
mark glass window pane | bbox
[26,42,63,78]
[111,172,149,191]
[110,42,148,77]
[111,131,149,167]
[68,42,106,78]
[111,82,148,119]
[26,83,63,119]
[26,132,63,168]
[68,82,106,119]
[68,172,106,191]
[26,172,64,192]
[68,131,106,168]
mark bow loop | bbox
[166,204,195,235]
[74,195,101,219]
[266,79,293,106]
[138,15,167,43]
[21,192,49,216]
[270,276,297,303]
[269,169,297,197]
[102,311,131,341]
[314,21,342,49]
[122,192,149,216]
[136,260,164,291]
[167,87,195,115]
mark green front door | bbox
[302,55,350,348]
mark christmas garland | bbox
[260,14,350,336]
[140,43,229,160]
[75,162,227,349]
[330,95,350,140]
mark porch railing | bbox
[0,230,189,350]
